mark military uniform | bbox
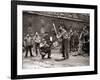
[34,35,41,56]
[57,28,69,59]
[24,34,33,57]
[43,33,52,59]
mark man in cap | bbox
[34,32,41,56]
[57,25,69,60]
[24,34,33,57]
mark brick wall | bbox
[23,11,89,37]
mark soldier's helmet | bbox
[26,34,29,37]
[35,32,39,36]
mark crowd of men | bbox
[23,24,89,60]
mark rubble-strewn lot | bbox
[22,49,89,69]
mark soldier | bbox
[69,29,73,52]
[78,26,89,56]
[73,30,79,51]
[57,25,69,60]
[24,34,33,57]
[43,32,52,59]
[71,30,79,56]
[34,32,41,56]
[82,27,89,55]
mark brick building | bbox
[23,11,89,37]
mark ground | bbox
[22,49,89,69]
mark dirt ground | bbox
[22,49,89,69]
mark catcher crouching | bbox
[39,38,52,59]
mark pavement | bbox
[22,49,89,69]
